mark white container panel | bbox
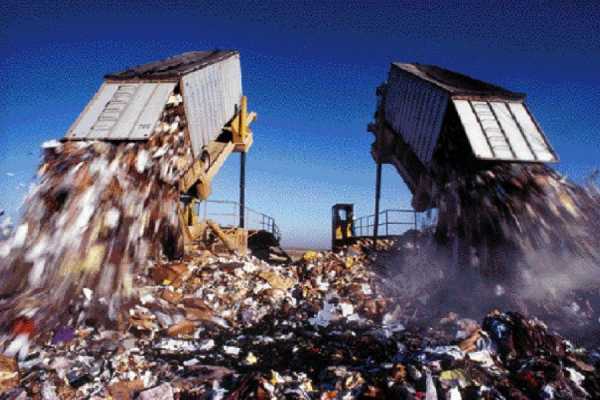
[104,84,156,139]
[454,99,556,162]
[65,82,175,140]
[453,100,494,159]
[133,83,178,139]
[490,102,535,161]
[471,101,513,160]
[66,83,119,139]
[508,103,556,162]
[182,55,242,157]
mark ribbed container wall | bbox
[65,82,176,140]
[384,65,449,166]
[182,54,243,158]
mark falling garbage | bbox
[0,85,193,335]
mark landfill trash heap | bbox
[1,241,599,399]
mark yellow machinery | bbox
[331,204,354,251]
[178,96,256,255]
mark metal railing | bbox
[353,208,418,237]
[196,200,281,242]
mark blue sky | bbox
[0,1,599,249]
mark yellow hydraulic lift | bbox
[178,96,257,255]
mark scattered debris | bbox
[0,354,19,394]
[0,242,597,399]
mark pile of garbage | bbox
[364,229,600,351]
[1,243,599,399]
[0,86,193,333]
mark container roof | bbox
[392,63,525,101]
[105,50,239,82]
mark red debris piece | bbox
[11,317,35,336]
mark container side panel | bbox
[66,83,119,139]
[508,103,556,162]
[402,79,418,150]
[183,55,242,157]
[453,100,494,159]
[384,68,449,166]
[65,82,175,140]
[454,99,556,162]
[491,102,536,161]
[412,80,428,156]
[87,84,140,139]
[131,83,177,139]
[105,84,156,139]
[425,91,448,162]
[471,101,513,160]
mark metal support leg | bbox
[373,162,382,250]
[239,152,246,228]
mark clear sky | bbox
[1,1,599,249]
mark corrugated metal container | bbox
[384,66,449,165]
[182,54,242,156]
[64,51,242,158]
[383,62,557,165]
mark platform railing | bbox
[353,208,418,237]
[197,199,281,242]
